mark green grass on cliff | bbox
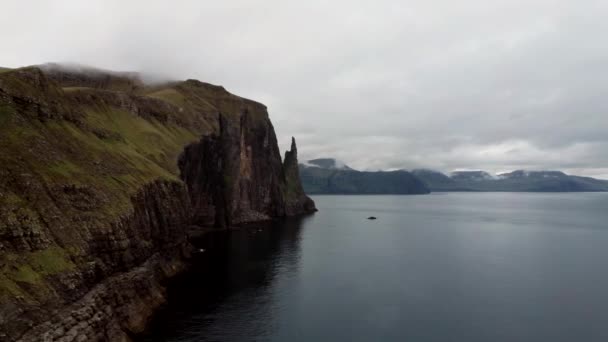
[27,247,76,275]
[0,104,13,126]
[48,160,83,178]
[0,105,198,299]
[0,68,215,217]
[61,86,94,92]
[0,74,202,300]
[0,67,274,307]
[0,247,75,300]
[9,265,41,285]
[40,108,197,216]
[84,107,197,172]
[146,88,187,107]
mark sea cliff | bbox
[0,65,315,341]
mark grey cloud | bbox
[1,0,607,178]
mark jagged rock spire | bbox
[283,136,317,214]
[284,137,298,168]
[290,136,297,154]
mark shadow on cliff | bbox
[135,215,313,341]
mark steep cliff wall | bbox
[179,116,316,228]
[0,65,315,341]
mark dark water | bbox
[140,193,608,342]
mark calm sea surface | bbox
[140,193,608,342]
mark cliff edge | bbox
[0,65,315,341]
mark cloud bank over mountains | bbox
[1,0,607,178]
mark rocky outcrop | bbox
[0,65,315,341]
[179,121,316,228]
[283,138,317,215]
[179,112,285,227]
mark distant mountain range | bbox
[413,169,608,192]
[301,158,354,171]
[299,159,430,194]
[299,158,608,194]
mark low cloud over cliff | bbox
[2,0,607,178]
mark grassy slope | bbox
[0,115,195,300]
[0,67,246,301]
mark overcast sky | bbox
[1,0,607,178]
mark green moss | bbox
[11,265,42,284]
[48,161,82,178]
[0,277,25,298]
[61,86,93,92]
[0,104,15,126]
[0,104,13,115]
[65,246,82,258]
[1,119,43,143]
[1,192,24,206]
[0,247,75,299]
[28,247,75,275]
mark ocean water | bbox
[139,193,608,342]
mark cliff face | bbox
[11,180,192,342]
[0,65,314,341]
[180,112,286,227]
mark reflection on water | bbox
[140,193,608,342]
[139,216,310,342]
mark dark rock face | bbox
[283,138,317,215]
[179,115,315,228]
[0,65,315,341]
[3,180,192,342]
